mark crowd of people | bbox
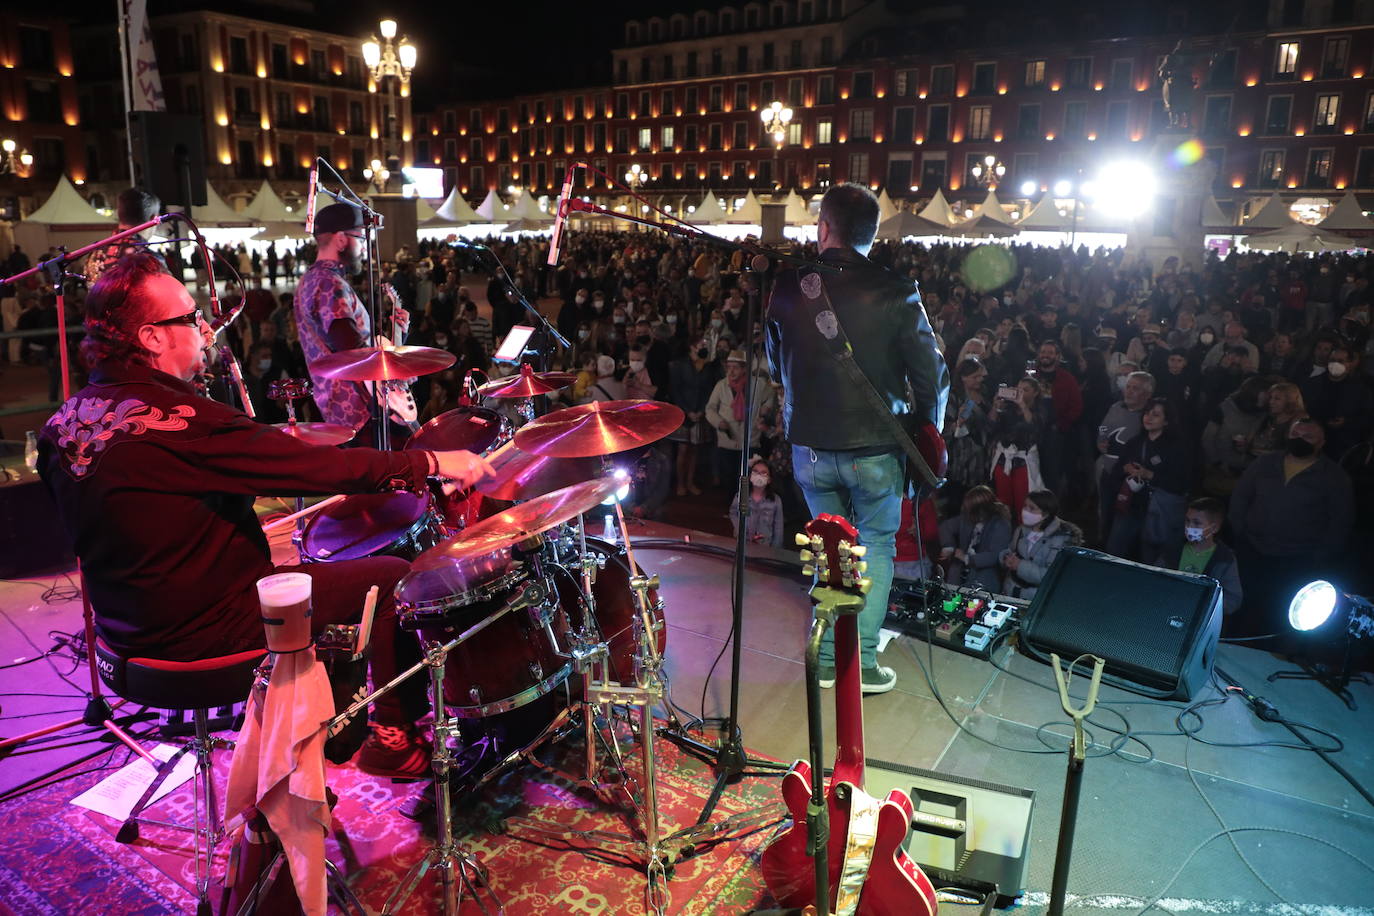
[11,218,1374,643]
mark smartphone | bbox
[996,385,1020,403]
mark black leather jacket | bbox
[765,247,949,451]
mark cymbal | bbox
[311,345,456,382]
[412,477,619,567]
[474,440,602,501]
[272,421,355,446]
[476,364,578,399]
[514,399,685,458]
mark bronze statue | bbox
[1158,40,1197,130]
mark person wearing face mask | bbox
[1104,398,1191,565]
[1308,345,1373,459]
[1201,322,1260,374]
[1094,369,1154,537]
[1164,498,1242,618]
[1229,418,1354,636]
[999,489,1081,601]
[728,458,785,547]
[242,342,288,423]
[558,288,588,342]
[705,350,776,488]
[623,346,658,399]
[632,317,670,391]
[667,339,719,496]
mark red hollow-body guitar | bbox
[761,514,938,916]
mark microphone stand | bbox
[466,243,570,373]
[313,157,391,449]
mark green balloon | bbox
[962,245,1017,293]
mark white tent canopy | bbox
[876,210,951,240]
[876,189,899,222]
[783,190,814,225]
[191,183,251,226]
[241,181,296,223]
[474,189,508,222]
[918,189,957,226]
[1017,195,1073,231]
[1318,192,1374,233]
[950,189,1018,236]
[1244,192,1297,230]
[426,187,481,226]
[509,189,551,222]
[1243,222,1360,252]
[727,190,762,223]
[1202,196,1233,231]
[689,191,728,224]
[24,176,114,225]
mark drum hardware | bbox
[268,378,352,561]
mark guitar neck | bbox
[832,611,865,788]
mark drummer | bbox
[295,201,411,446]
[38,252,494,779]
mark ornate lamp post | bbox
[362,158,390,193]
[361,19,416,192]
[760,100,793,190]
[970,154,1006,188]
[1,139,34,176]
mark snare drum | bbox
[405,406,512,529]
[395,549,572,718]
[554,537,666,686]
[301,490,443,562]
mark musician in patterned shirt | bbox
[295,202,409,443]
[83,188,165,284]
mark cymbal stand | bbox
[504,499,783,912]
[267,378,314,560]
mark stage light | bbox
[1288,580,1374,636]
[1093,160,1155,219]
[1020,179,1037,196]
[1053,179,1072,197]
[601,468,632,505]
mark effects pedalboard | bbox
[885,578,1027,661]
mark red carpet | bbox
[0,721,786,915]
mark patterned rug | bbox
[0,716,788,915]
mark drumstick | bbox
[261,494,346,533]
[355,586,378,659]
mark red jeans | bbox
[993,462,1031,521]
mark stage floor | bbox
[1,520,1372,914]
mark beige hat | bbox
[726,349,747,364]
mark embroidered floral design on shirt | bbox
[46,396,195,477]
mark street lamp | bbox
[970,154,1006,188]
[760,100,793,190]
[361,19,416,192]
[362,157,390,193]
[625,163,646,190]
[1,139,34,176]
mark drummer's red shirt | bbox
[38,363,430,661]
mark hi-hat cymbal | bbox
[514,399,684,458]
[477,364,578,399]
[412,477,619,567]
[311,345,456,382]
[272,421,355,446]
[474,440,602,501]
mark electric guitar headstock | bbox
[796,514,870,613]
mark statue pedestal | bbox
[368,194,418,261]
[1125,130,1215,274]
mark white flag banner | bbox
[124,0,164,111]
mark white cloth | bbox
[225,651,333,916]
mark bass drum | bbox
[553,537,666,686]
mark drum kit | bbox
[269,342,778,914]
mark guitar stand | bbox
[1046,652,1105,916]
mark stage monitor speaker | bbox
[0,471,74,578]
[128,112,207,207]
[1021,547,1221,701]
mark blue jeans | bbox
[791,445,902,668]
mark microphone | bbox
[217,344,256,418]
[546,164,579,267]
[304,159,319,235]
[209,301,244,336]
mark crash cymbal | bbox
[476,363,578,399]
[411,477,619,567]
[272,421,355,446]
[514,399,685,458]
[474,440,602,501]
[310,344,456,382]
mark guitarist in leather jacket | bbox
[765,183,949,694]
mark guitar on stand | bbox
[364,282,419,433]
[761,514,938,916]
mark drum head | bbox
[302,491,430,562]
[395,545,515,609]
[406,407,506,454]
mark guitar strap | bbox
[795,266,941,490]
[834,782,881,916]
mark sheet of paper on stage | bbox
[69,743,198,820]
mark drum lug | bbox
[528,659,543,680]
[469,685,483,705]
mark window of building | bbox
[817,118,832,144]
[818,75,835,105]
[662,89,675,114]
[710,85,723,112]
[235,139,255,178]
[685,124,698,149]
[443,110,456,133]
[662,125,675,147]
[1012,153,1037,186]
[686,51,698,78]
[887,155,912,191]
[852,71,874,99]
[1017,103,1040,138]
[733,160,748,181]
[25,79,60,123]
[1321,37,1348,78]
[735,83,749,110]
[533,100,543,122]
[498,137,510,160]
[709,123,723,149]
[574,124,586,150]
[893,107,914,142]
[820,37,834,66]
[930,65,954,96]
[639,127,652,150]
[850,109,874,140]
[921,155,946,189]
[788,121,802,145]
[1258,149,1285,188]
[895,69,915,96]
[1110,59,1133,91]
[733,121,747,149]
[686,87,698,112]
[928,104,950,142]
[1355,148,1374,188]
[968,105,992,140]
[761,79,774,101]
[708,162,722,183]
[789,78,803,106]
[573,94,585,118]
[684,162,698,181]
[350,100,364,134]
[1275,41,1299,77]
[1314,93,1340,132]
[309,48,326,80]
[17,26,54,71]
[1025,59,1046,88]
[762,42,775,69]
[595,123,607,149]
[1202,96,1231,136]
[640,56,651,81]
[738,46,750,73]
[1065,57,1092,89]
[972,62,996,95]
[498,107,510,131]
[615,94,629,118]
[1307,148,1333,186]
[848,152,869,184]
[614,128,628,152]
[639,91,651,116]
[816,159,832,186]
[471,109,484,132]
[1207,49,1236,87]
[711,48,723,76]
[229,36,249,74]
[1064,101,1087,137]
[470,138,483,160]
[1106,101,1129,137]
[1265,96,1293,134]
[617,59,628,83]
[790,39,802,68]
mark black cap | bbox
[314,202,364,235]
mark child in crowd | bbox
[938,485,1012,593]
[1000,489,1081,600]
[729,457,784,547]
